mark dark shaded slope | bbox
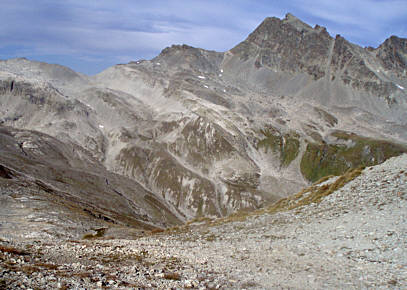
[0,126,181,239]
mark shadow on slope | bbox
[0,126,182,240]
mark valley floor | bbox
[1,155,406,289]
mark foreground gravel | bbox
[1,154,406,289]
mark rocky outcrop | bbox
[231,14,332,79]
[376,36,407,78]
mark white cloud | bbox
[293,0,407,45]
[0,0,405,74]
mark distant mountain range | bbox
[0,13,406,239]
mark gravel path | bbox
[1,154,406,289]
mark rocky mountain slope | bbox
[0,13,407,230]
[0,126,182,240]
[1,154,406,288]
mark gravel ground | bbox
[1,154,406,289]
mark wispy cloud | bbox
[0,0,263,73]
[292,0,407,45]
[0,0,405,74]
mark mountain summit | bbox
[230,13,333,79]
[230,14,406,103]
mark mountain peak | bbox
[376,35,407,77]
[284,12,297,19]
[230,14,333,79]
[255,13,314,35]
[283,13,313,31]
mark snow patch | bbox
[204,85,209,88]
[198,76,206,79]
[22,141,39,150]
[156,62,161,65]
[220,69,223,73]
[98,125,104,129]
[396,84,405,90]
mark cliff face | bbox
[227,14,406,107]
[376,35,407,77]
[231,14,332,79]
[0,14,407,232]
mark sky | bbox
[0,0,406,75]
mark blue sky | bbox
[1,0,406,75]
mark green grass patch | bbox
[266,166,363,213]
[204,166,363,227]
[258,128,300,167]
[300,131,407,182]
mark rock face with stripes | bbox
[0,14,406,235]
